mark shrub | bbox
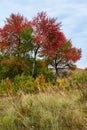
[34,74,48,92]
[57,78,66,89]
[0,77,14,95]
[41,68,55,83]
[72,70,87,86]
[14,75,37,93]
[0,57,29,80]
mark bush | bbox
[41,68,55,83]
[14,75,37,93]
[72,70,87,86]
[0,57,29,80]
[0,74,54,95]
[0,77,14,95]
[32,60,54,83]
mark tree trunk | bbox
[31,47,39,77]
[32,56,36,77]
[54,67,58,85]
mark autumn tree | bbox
[0,13,34,79]
[44,40,81,84]
[0,12,81,81]
[31,12,61,77]
[31,12,81,83]
[0,13,33,57]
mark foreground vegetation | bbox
[0,12,86,130]
[0,69,87,130]
[0,89,87,130]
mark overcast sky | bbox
[0,0,87,68]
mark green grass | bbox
[0,89,87,130]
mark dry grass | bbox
[0,89,87,130]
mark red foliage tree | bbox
[31,12,81,82]
[45,40,81,84]
[0,13,32,56]
[0,12,81,81]
[31,12,62,77]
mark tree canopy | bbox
[0,12,81,83]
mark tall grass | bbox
[0,89,87,130]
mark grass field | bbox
[0,88,87,130]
